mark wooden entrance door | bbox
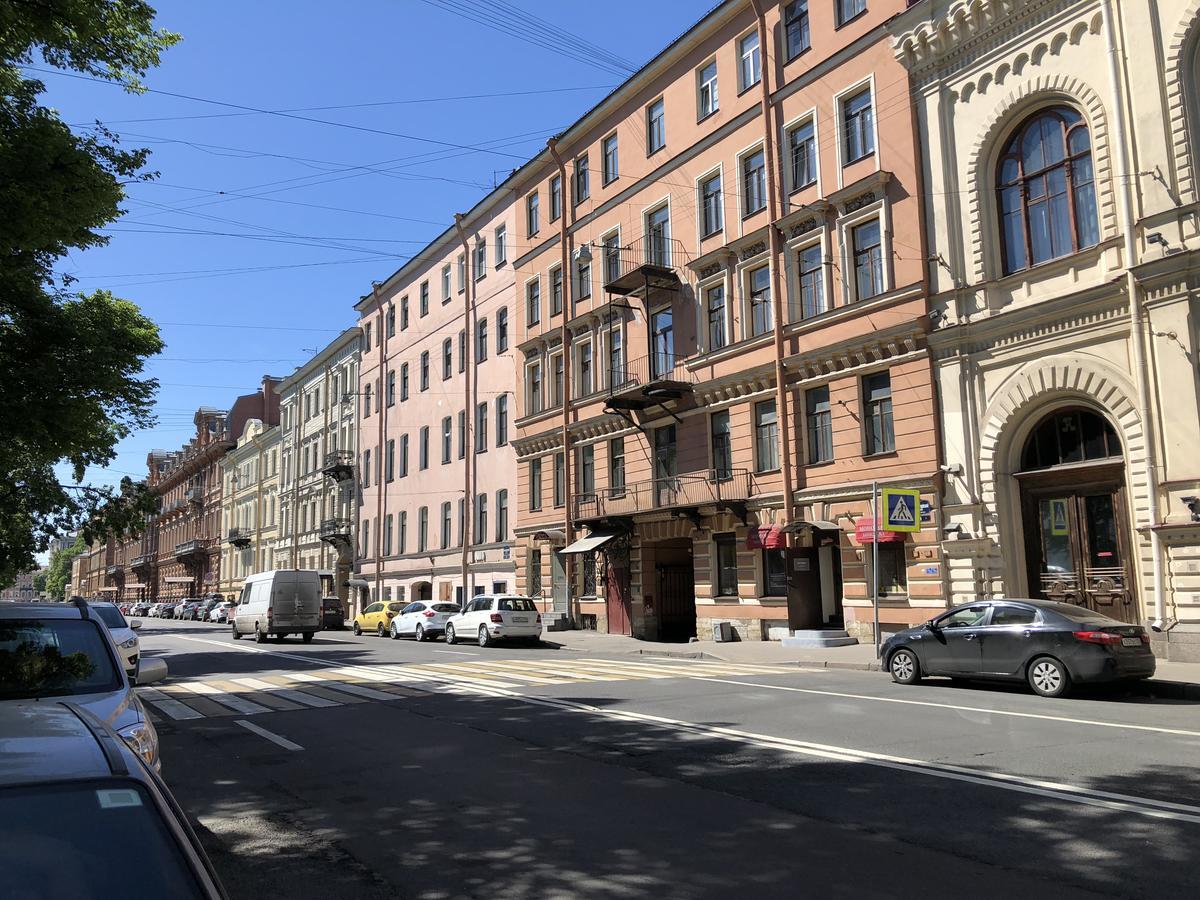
[656,564,696,642]
[786,547,823,630]
[1021,478,1136,622]
[606,562,632,636]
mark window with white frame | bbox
[441,264,451,301]
[836,0,867,27]
[529,457,543,511]
[701,172,723,237]
[459,328,466,373]
[550,351,564,407]
[418,507,428,552]
[476,318,488,362]
[577,258,591,301]
[739,31,760,91]
[607,327,623,385]
[526,279,540,326]
[526,360,543,415]
[788,119,816,191]
[646,205,670,266]
[475,402,488,453]
[458,410,466,459]
[647,98,665,154]
[496,395,508,446]
[420,281,429,316]
[496,307,508,352]
[851,218,884,300]
[400,295,409,330]
[527,192,539,236]
[863,371,894,455]
[549,174,562,221]
[419,425,429,470]
[475,493,487,545]
[806,386,833,464]
[494,225,506,265]
[797,242,825,318]
[399,434,409,477]
[609,436,626,497]
[456,253,466,293]
[698,61,718,118]
[706,283,727,351]
[495,489,508,542]
[442,416,452,465]
[442,338,452,380]
[785,1,810,59]
[843,86,875,163]
[553,452,565,507]
[474,240,486,280]
[551,266,563,316]
[576,340,593,398]
[419,351,429,391]
[602,133,618,184]
[575,154,589,203]
[441,502,452,550]
[754,400,779,472]
[748,264,772,336]
[742,149,766,215]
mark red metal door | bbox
[606,563,632,636]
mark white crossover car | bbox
[444,595,542,647]
[389,601,460,641]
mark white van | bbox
[231,570,322,643]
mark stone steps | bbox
[779,628,859,648]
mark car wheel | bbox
[889,648,921,685]
[478,626,493,648]
[254,624,266,644]
[445,624,457,645]
[231,622,241,640]
[390,622,399,640]
[415,624,426,643]
[302,632,314,644]
[377,623,387,638]
[1028,656,1071,698]
[352,622,362,636]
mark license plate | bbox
[1121,637,1141,647]
[512,616,528,623]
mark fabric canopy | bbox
[97,586,119,592]
[780,520,839,533]
[163,576,195,584]
[855,518,906,543]
[122,582,145,589]
[560,530,620,556]
[532,528,566,544]
[746,525,786,550]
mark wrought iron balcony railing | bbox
[174,538,211,559]
[601,234,687,296]
[227,527,252,548]
[319,518,353,546]
[574,469,751,522]
[321,451,356,482]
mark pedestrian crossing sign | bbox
[881,488,921,533]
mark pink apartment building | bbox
[355,194,518,608]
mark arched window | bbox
[997,107,1099,274]
[1020,408,1120,471]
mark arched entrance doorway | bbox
[1017,407,1137,622]
[412,581,433,605]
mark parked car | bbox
[172,600,191,620]
[445,595,542,647]
[352,600,405,637]
[390,601,459,642]
[231,570,321,643]
[881,598,1156,698]
[197,599,221,620]
[181,601,206,621]
[0,599,168,770]
[209,602,236,624]
[88,601,142,676]
[130,602,151,617]
[320,597,345,630]
[146,603,162,618]
[0,702,228,898]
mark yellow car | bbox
[353,600,405,637]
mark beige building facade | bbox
[892,0,1200,659]
[218,418,281,598]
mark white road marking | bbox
[692,676,1200,739]
[281,672,397,702]
[235,719,303,751]
[230,677,340,708]
[433,649,477,656]
[137,687,203,720]
[178,681,271,715]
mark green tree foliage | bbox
[43,533,84,599]
[0,1,179,585]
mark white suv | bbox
[445,595,542,647]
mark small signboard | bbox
[919,500,933,524]
[881,488,921,533]
[1050,499,1069,536]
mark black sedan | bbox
[881,598,1156,697]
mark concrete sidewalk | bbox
[544,629,1200,699]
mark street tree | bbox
[0,1,179,585]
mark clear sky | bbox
[39,0,702,490]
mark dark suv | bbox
[321,597,345,630]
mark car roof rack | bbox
[70,596,91,620]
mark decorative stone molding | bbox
[698,262,723,279]
[1164,1,1200,206]
[739,240,768,262]
[789,218,821,239]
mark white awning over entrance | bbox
[560,531,620,555]
[163,576,194,584]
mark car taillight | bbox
[1140,633,1150,644]
[490,613,503,624]
[386,610,396,618]
[1073,630,1122,645]
[267,607,273,621]
[536,614,542,624]
[423,610,436,618]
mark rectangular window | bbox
[529,457,543,511]
[496,489,508,542]
[715,533,738,597]
[837,0,868,27]
[386,306,395,338]
[785,1,810,59]
[764,549,787,596]
[442,338,453,380]
[383,514,393,557]
[441,502,452,550]
[873,543,908,596]
[475,402,488,453]
[496,395,509,446]
[475,493,487,545]
[364,322,372,351]
[361,518,370,559]
[527,280,540,326]
[603,232,620,286]
[495,310,509,356]
[476,318,488,362]
[400,363,409,401]
[494,225,506,265]
[852,219,884,300]
[399,511,407,555]
[647,98,665,154]
[362,448,371,488]
[551,353,564,407]
[474,241,486,280]
[458,329,465,374]
[420,281,429,317]
[749,265,772,336]
[527,362,543,415]
[843,87,875,163]
[602,133,619,184]
[441,264,451,301]
[420,351,429,391]
[456,253,466,294]
[385,438,395,482]
[789,119,816,190]
[386,370,396,407]
[739,31,761,91]
[576,342,593,398]
[549,175,561,222]
[362,385,372,419]
[399,434,409,477]
[553,451,565,507]
[706,284,726,351]
[646,205,671,267]
[419,425,429,470]
[798,243,825,318]
[806,386,833,464]
[574,154,589,203]
[755,399,779,472]
[743,150,766,215]
[701,172,723,237]
[527,192,539,236]
[400,296,409,330]
[441,416,452,465]
[418,507,428,553]
[458,409,466,460]
[578,444,595,494]
[607,328,623,385]
[698,61,718,118]
[711,410,732,480]
[551,267,563,316]
[458,498,465,547]
[609,437,626,497]
[863,371,895,455]
[577,260,591,301]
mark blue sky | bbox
[40,0,699,489]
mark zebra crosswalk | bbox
[138,657,804,722]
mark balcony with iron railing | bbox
[174,538,212,560]
[605,352,695,413]
[602,234,687,297]
[574,469,751,523]
[319,518,352,547]
[321,451,355,483]
[130,554,153,570]
[227,527,252,548]
[105,564,122,577]
[184,486,203,505]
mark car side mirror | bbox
[925,621,940,633]
[136,657,168,686]
[129,619,142,631]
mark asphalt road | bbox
[137,618,1200,899]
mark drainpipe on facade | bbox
[373,284,386,605]
[251,430,264,582]
[1100,0,1164,628]
[454,214,475,603]
[750,0,797,528]
[547,138,576,624]
[289,386,302,569]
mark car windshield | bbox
[0,619,122,699]
[93,607,127,630]
[0,780,207,899]
[498,599,537,612]
[433,604,460,613]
